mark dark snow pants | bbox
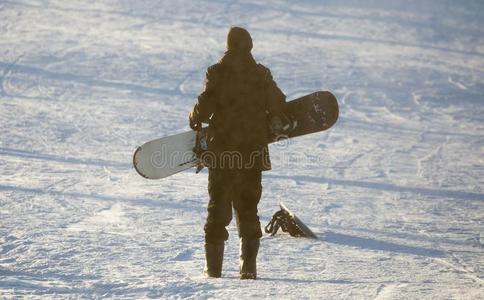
[204,168,263,243]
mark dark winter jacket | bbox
[190,27,286,170]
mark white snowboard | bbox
[133,131,199,179]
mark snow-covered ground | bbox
[1,0,483,298]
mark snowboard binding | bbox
[264,202,318,239]
[193,128,209,173]
[269,114,295,142]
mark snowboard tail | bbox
[275,91,338,141]
[133,130,200,179]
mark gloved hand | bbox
[189,111,202,131]
[270,113,292,136]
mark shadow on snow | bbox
[0,61,183,96]
[0,147,129,169]
[0,184,205,214]
[320,231,445,257]
[266,174,484,202]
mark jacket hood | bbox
[226,27,253,52]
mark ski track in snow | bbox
[1,0,484,299]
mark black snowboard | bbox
[270,91,338,142]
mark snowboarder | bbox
[189,26,286,279]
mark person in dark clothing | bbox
[189,26,286,280]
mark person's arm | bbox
[189,66,218,130]
[260,65,291,135]
[261,66,286,116]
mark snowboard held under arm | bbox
[133,91,338,180]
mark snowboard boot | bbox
[239,238,260,280]
[204,242,224,278]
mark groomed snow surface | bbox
[1,0,483,299]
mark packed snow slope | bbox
[1,0,483,298]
